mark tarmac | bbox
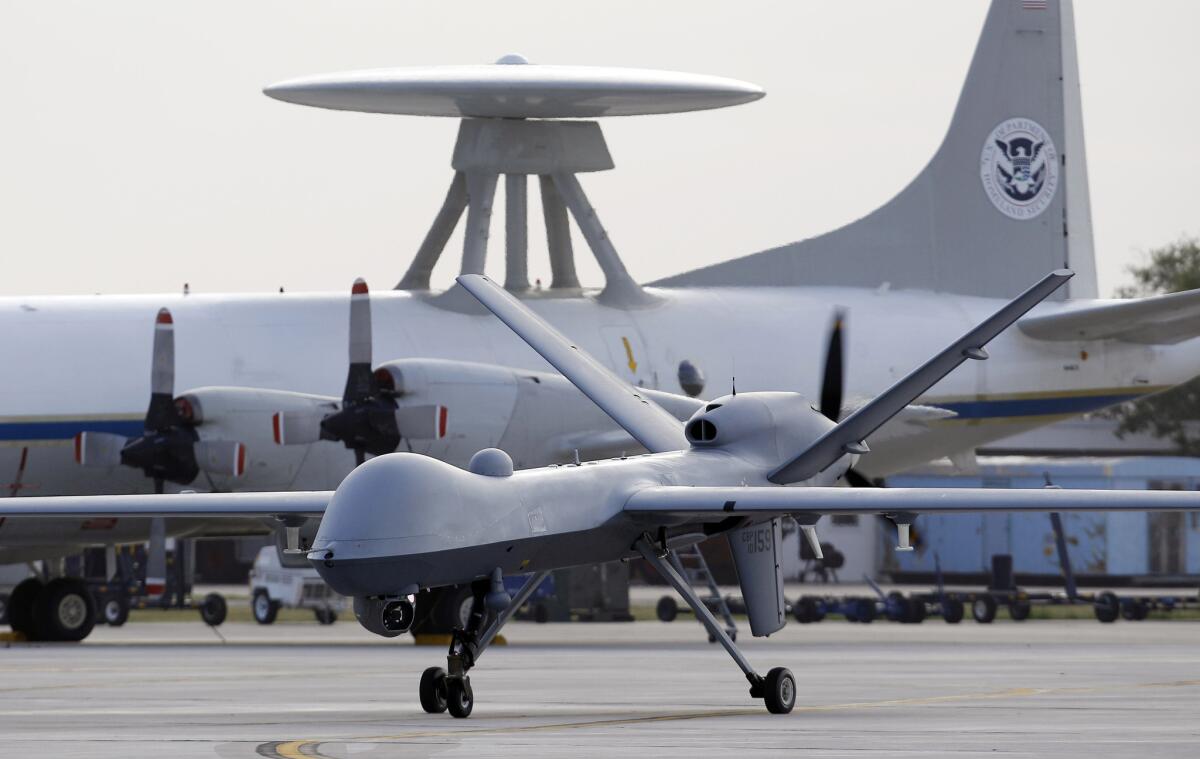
[1,618,1198,758]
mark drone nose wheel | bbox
[763,667,796,714]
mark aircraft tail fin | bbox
[655,0,1097,301]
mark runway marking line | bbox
[266,677,1200,758]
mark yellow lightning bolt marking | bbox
[621,336,637,374]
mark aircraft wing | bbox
[625,485,1199,517]
[769,270,1072,484]
[0,491,330,518]
[458,274,690,454]
[1019,288,1200,345]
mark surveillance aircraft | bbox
[6,0,1200,640]
[4,269,1197,718]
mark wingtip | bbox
[351,278,369,295]
[155,308,173,326]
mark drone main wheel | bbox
[419,666,448,714]
[763,667,796,715]
[446,677,474,719]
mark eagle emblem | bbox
[993,135,1046,202]
[979,118,1059,220]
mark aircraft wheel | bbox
[971,596,997,624]
[446,677,474,719]
[199,593,227,626]
[856,599,877,623]
[419,667,448,714]
[1008,599,1032,621]
[103,596,130,627]
[314,607,337,625]
[885,592,908,622]
[1133,600,1150,621]
[35,578,96,642]
[7,578,43,637]
[792,597,816,623]
[656,596,678,622]
[1093,592,1119,623]
[252,590,278,625]
[941,599,964,624]
[904,599,926,624]
[763,667,796,715]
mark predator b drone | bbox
[4,269,1198,718]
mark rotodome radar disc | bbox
[263,55,764,118]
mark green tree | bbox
[1108,236,1200,454]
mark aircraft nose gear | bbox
[419,666,449,714]
[635,534,796,715]
[418,570,551,718]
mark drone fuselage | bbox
[310,392,845,597]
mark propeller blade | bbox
[272,410,325,446]
[395,404,448,440]
[73,431,128,467]
[343,278,375,403]
[145,308,181,431]
[193,440,246,478]
[818,308,846,422]
[151,308,175,396]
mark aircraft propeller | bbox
[74,308,246,493]
[272,279,445,466]
[813,307,924,551]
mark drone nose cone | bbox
[311,452,470,565]
[310,453,474,597]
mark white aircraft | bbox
[4,269,1197,718]
[2,1,1198,633]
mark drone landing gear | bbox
[634,535,796,715]
[419,569,551,719]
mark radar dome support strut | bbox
[263,56,764,307]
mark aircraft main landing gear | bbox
[7,576,97,642]
[635,535,796,715]
[418,570,550,719]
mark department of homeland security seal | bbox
[980,117,1058,220]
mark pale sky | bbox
[1,1,1197,298]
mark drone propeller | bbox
[813,308,875,490]
[74,308,245,492]
[818,309,845,423]
[272,279,444,466]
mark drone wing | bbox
[625,485,1199,517]
[458,274,689,454]
[0,491,330,518]
[769,270,1072,484]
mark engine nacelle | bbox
[175,386,338,490]
[375,358,696,467]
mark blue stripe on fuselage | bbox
[0,419,144,442]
